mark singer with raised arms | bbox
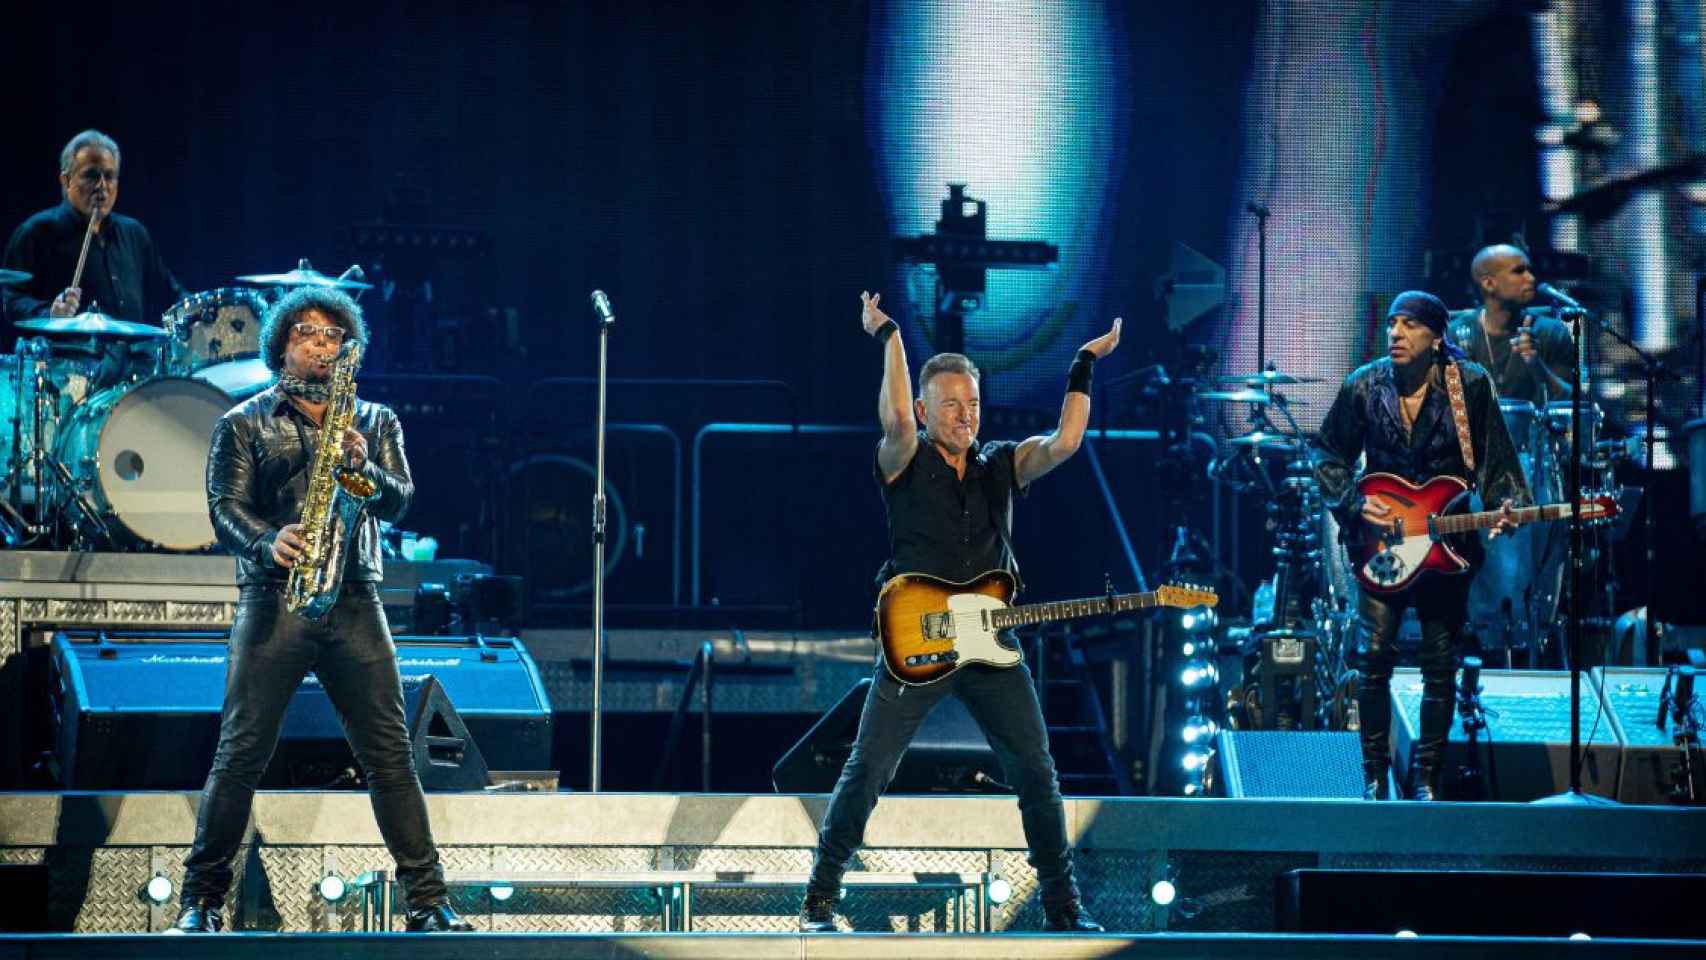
[796,291,1120,935]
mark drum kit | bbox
[0,261,372,551]
[1201,365,1636,730]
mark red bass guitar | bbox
[1349,473,1619,594]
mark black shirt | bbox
[1446,307,1575,405]
[876,433,1025,584]
[2,202,184,335]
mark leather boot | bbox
[1408,693,1453,801]
[162,900,223,934]
[1358,689,1392,800]
[1043,898,1105,932]
[404,902,473,932]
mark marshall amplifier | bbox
[47,631,552,789]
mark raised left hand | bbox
[1080,317,1123,359]
[341,428,368,470]
[1488,498,1519,540]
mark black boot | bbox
[1408,693,1453,801]
[1043,898,1105,933]
[163,900,223,934]
[404,901,473,932]
[798,891,838,933]
[1358,699,1393,801]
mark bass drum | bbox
[55,377,233,550]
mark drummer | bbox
[2,130,185,348]
[1446,244,1578,405]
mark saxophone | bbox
[285,341,378,620]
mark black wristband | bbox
[874,319,899,345]
[1067,349,1095,395]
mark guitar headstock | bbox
[1157,582,1219,609]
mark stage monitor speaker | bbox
[47,631,551,789]
[772,677,1005,794]
[1391,667,1621,801]
[268,674,489,790]
[1210,730,1364,798]
[1595,667,1704,804]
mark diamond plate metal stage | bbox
[0,792,1701,940]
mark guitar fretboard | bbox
[1429,502,1587,536]
[988,592,1158,630]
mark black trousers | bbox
[1353,574,1471,784]
[180,582,447,910]
[808,661,1079,908]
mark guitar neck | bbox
[989,592,1159,630]
[1429,501,1579,535]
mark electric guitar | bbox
[876,569,1218,686]
[1349,472,1619,594]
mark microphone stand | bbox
[1537,303,1616,805]
[1247,202,1271,371]
[588,291,615,792]
[1455,656,1488,801]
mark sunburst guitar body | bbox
[876,569,1218,685]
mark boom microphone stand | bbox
[589,289,616,792]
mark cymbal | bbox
[15,312,168,339]
[0,268,30,287]
[1197,389,1309,405]
[1215,370,1322,386]
[237,258,373,290]
[1225,430,1307,451]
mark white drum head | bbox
[94,378,233,550]
[193,357,273,399]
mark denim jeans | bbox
[180,582,447,910]
[808,660,1078,907]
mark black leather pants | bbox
[1353,576,1470,798]
[180,582,447,910]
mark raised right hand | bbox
[1361,496,1397,534]
[860,291,894,337]
[272,523,308,568]
[50,287,82,317]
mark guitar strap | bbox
[983,457,1025,597]
[1443,360,1477,475]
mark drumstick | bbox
[68,195,105,298]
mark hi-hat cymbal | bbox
[1215,370,1322,386]
[1197,389,1309,405]
[15,312,167,339]
[237,258,373,290]
[1225,430,1308,451]
[0,268,31,287]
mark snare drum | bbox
[163,288,272,398]
[1,342,100,493]
[1542,400,1603,464]
[54,377,233,550]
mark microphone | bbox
[1536,282,1584,310]
[1457,656,1483,718]
[590,289,615,325]
[1674,666,1697,730]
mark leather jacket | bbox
[1312,357,1529,548]
[206,384,412,586]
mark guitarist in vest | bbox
[797,292,1121,934]
[1313,291,1528,801]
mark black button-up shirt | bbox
[2,202,184,335]
[876,433,1025,584]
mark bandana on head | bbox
[277,372,332,404]
[1386,290,1468,363]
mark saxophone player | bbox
[171,287,471,934]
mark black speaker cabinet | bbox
[772,677,1005,794]
[1596,667,1705,804]
[1210,730,1365,798]
[1391,667,1621,801]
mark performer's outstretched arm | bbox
[863,291,919,484]
[1015,318,1122,488]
